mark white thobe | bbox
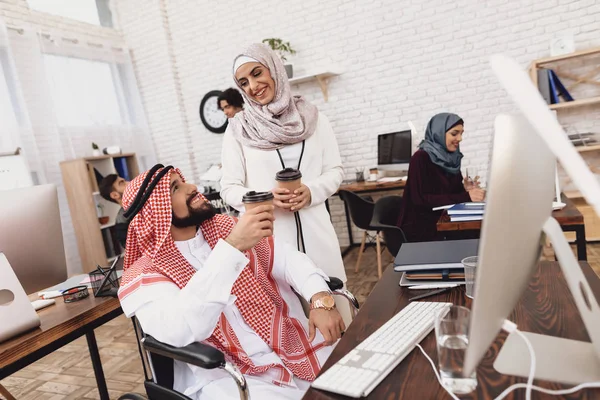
[129,231,334,400]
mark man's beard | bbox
[172,194,216,228]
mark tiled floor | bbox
[2,242,599,399]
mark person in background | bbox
[217,87,245,118]
[219,43,351,324]
[119,166,344,399]
[99,174,130,248]
[397,113,486,242]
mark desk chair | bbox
[118,277,359,400]
[338,190,382,276]
[371,195,407,258]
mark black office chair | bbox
[370,195,408,258]
[118,277,359,400]
[338,190,384,277]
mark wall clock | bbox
[199,90,228,134]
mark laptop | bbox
[0,253,40,343]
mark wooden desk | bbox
[335,180,406,256]
[437,195,587,261]
[0,293,123,400]
[304,260,600,399]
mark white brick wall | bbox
[115,0,600,246]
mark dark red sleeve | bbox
[407,152,471,208]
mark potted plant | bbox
[96,203,109,225]
[262,38,296,78]
[92,142,102,157]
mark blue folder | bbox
[113,158,130,181]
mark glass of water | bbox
[462,256,478,299]
[434,305,477,394]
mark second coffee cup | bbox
[275,168,303,193]
[242,191,274,211]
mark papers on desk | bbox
[377,176,407,183]
[38,271,123,299]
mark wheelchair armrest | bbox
[327,276,344,291]
[142,335,225,370]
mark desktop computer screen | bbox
[0,184,68,294]
[377,130,412,170]
[463,55,600,385]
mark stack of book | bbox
[447,202,485,222]
[394,239,479,286]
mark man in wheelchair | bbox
[118,165,345,399]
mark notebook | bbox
[399,272,465,287]
[449,214,484,222]
[447,202,485,215]
[393,239,479,272]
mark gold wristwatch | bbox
[310,293,335,311]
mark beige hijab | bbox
[229,43,318,151]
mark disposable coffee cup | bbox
[275,168,303,192]
[242,191,274,211]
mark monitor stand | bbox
[494,217,600,384]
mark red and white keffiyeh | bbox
[118,167,325,385]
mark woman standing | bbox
[397,113,485,242]
[220,43,350,321]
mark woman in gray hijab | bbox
[220,43,352,324]
[396,113,485,242]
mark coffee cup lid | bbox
[275,167,302,182]
[242,191,274,203]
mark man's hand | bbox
[290,184,312,211]
[225,205,274,251]
[308,293,345,345]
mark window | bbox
[27,0,113,27]
[43,55,123,127]
[0,49,26,127]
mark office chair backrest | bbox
[373,195,402,226]
[371,195,406,256]
[338,190,376,231]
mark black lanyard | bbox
[276,140,305,171]
[276,141,306,253]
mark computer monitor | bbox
[377,130,412,171]
[463,55,600,384]
[0,184,68,294]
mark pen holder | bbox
[89,267,120,297]
[355,171,365,182]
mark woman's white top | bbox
[220,112,346,283]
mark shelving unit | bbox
[60,153,139,273]
[530,47,600,242]
[289,70,341,102]
[529,46,600,110]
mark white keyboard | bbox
[311,301,451,398]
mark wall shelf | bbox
[576,144,600,153]
[289,71,341,102]
[549,96,600,110]
[529,47,600,112]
